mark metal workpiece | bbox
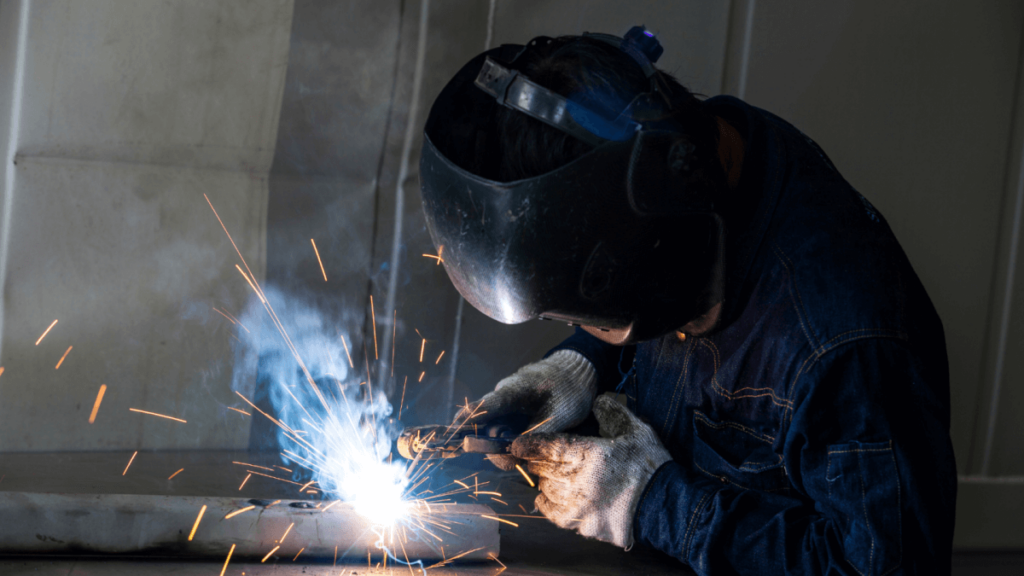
[0,492,499,562]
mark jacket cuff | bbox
[545,327,633,393]
[633,460,719,565]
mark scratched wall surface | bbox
[0,0,294,451]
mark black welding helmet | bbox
[420,27,725,344]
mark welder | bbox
[417,26,957,575]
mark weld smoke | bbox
[231,286,408,522]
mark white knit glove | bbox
[511,395,672,549]
[453,350,597,471]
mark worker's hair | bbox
[496,35,722,183]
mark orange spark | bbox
[398,375,408,420]
[0,367,4,379]
[481,514,519,527]
[129,408,186,424]
[370,295,379,360]
[490,553,507,569]
[418,371,425,382]
[35,319,58,345]
[122,451,138,476]
[218,308,250,333]
[293,547,305,561]
[299,480,315,492]
[522,416,553,435]
[55,346,73,369]
[491,497,508,505]
[88,384,107,424]
[228,407,250,416]
[232,461,274,472]
[279,522,295,544]
[219,544,236,576]
[515,464,535,487]
[435,350,445,364]
[188,505,207,541]
[238,473,251,490]
[261,545,280,563]
[419,338,426,362]
[422,245,444,265]
[235,265,266,303]
[454,480,469,489]
[213,307,235,324]
[224,505,255,520]
[168,468,184,480]
[321,500,339,512]
[311,238,328,282]
[340,334,354,368]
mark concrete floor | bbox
[1,451,1021,575]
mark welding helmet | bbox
[419,27,725,344]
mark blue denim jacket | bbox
[549,96,957,575]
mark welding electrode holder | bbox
[396,413,601,461]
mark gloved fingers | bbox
[450,389,515,428]
[592,394,643,439]
[535,492,580,530]
[511,433,596,463]
[525,455,586,482]
[484,453,522,472]
[536,477,578,506]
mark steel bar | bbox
[0,492,499,562]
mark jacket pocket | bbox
[826,440,902,576]
[692,411,789,493]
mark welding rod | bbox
[0,492,499,562]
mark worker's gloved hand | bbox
[511,395,672,549]
[453,350,597,471]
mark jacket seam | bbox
[773,244,819,350]
[701,339,794,409]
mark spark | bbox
[490,553,507,568]
[515,464,535,487]
[129,408,186,424]
[321,500,339,512]
[54,346,72,369]
[122,451,137,476]
[419,338,425,362]
[188,505,207,541]
[398,375,408,420]
[220,308,250,332]
[228,407,250,416]
[418,371,425,382]
[454,480,469,489]
[422,245,444,265]
[35,319,58,345]
[339,333,355,369]
[426,546,484,569]
[370,295,379,359]
[232,461,275,472]
[292,547,305,561]
[266,500,282,507]
[481,514,519,527]
[0,367,4,379]
[276,465,293,473]
[491,497,508,505]
[522,416,553,435]
[476,491,501,496]
[435,350,445,364]
[261,545,280,563]
[279,522,294,544]
[311,238,327,281]
[237,473,252,490]
[212,307,236,324]
[235,265,266,303]
[219,544,236,576]
[299,480,315,492]
[168,468,184,480]
[88,384,107,424]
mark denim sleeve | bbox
[634,338,957,575]
[545,326,635,393]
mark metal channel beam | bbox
[0,492,499,562]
